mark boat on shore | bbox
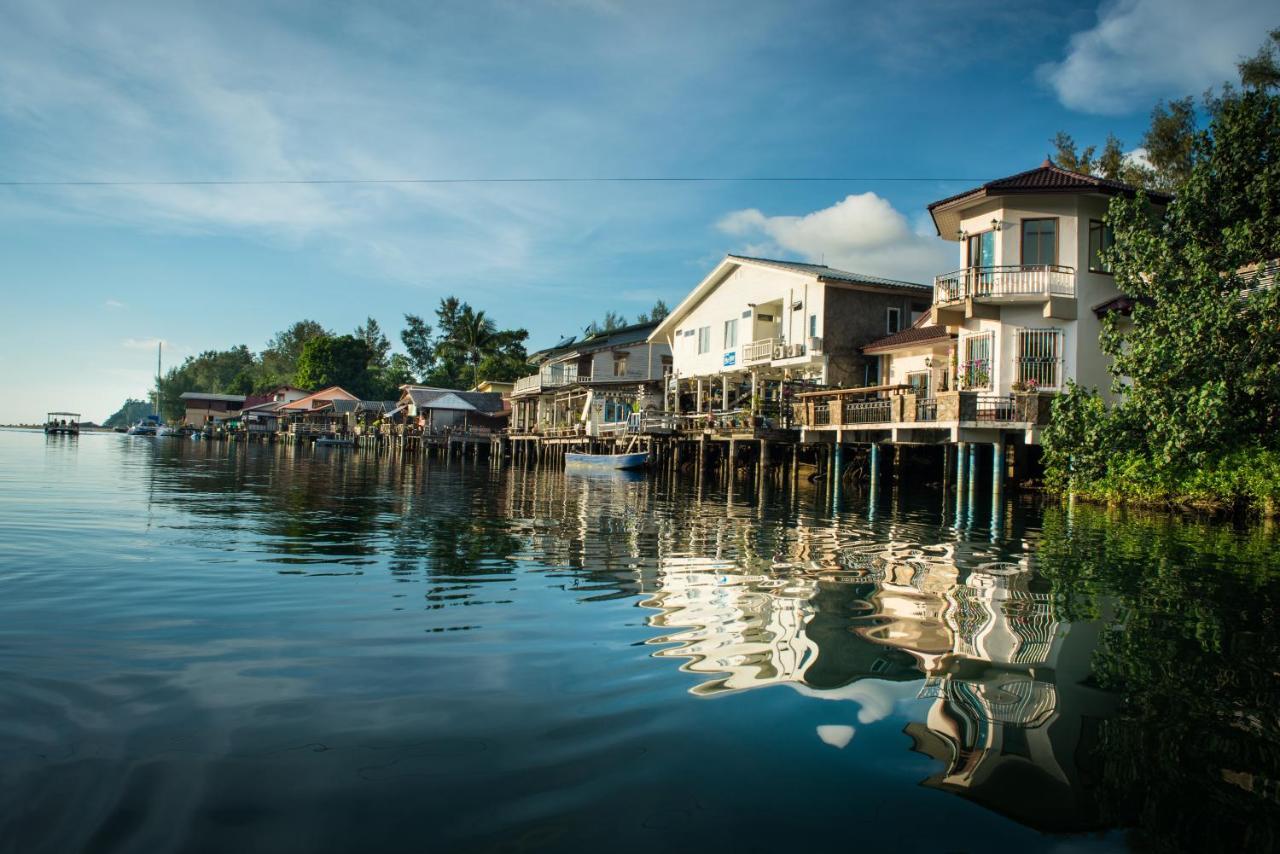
[565,451,648,470]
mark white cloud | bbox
[105,299,125,309]
[1038,0,1276,114]
[716,193,952,286]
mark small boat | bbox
[157,425,181,437]
[315,436,356,448]
[565,451,648,470]
[44,412,81,436]
[127,417,159,436]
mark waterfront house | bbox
[276,386,360,436]
[239,385,311,434]
[399,385,508,434]
[179,392,246,428]
[510,321,671,436]
[648,255,931,417]
[799,162,1171,455]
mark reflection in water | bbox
[5,431,1280,852]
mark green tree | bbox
[437,305,499,389]
[400,313,435,381]
[1239,28,1280,91]
[294,334,374,397]
[635,299,670,325]
[1044,84,1280,510]
[354,316,391,370]
[103,398,153,428]
[156,345,256,421]
[259,320,329,388]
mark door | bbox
[967,231,995,293]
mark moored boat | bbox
[564,451,648,470]
[315,435,356,448]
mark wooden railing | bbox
[934,265,1075,304]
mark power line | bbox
[0,175,989,187]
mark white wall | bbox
[668,262,822,379]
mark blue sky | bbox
[1,0,1274,422]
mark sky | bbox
[0,0,1274,423]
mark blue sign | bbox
[723,351,736,367]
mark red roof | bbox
[929,160,1172,212]
[863,323,951,353]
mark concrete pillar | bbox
[728,438,736,478]
[968,442,979,506]
[722,375,730,412]
[955,441,968,523]
[696,377,704,414]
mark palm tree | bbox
[439,306,498,389]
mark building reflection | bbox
[641,532,1113,832]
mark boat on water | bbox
[315,436,356,448]
[564,451,648,470]
[127,416,160,436]
[44,412,81,436]
[156,425,181,437]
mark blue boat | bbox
[564,451,648,470]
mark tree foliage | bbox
[155,345,256,421]
[634,299,670,325]
[1043,83,1280,511]
[103,398,154,428]
[294,335,375,397]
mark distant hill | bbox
[103,399,152,429]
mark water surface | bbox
[3,430,1280,853]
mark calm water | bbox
[4,429,1280,853]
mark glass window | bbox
[906,371,929,396]
[967,231,995,268]
[613,353,629,376]
[1089,219,1114,273]
[808,314,817,337]
[1016,328,1063,389]
[697,326,711,354]
[723,318,737,349]
[961,333,993,390]
[886,307,901,334]
[1021,219,1057,266]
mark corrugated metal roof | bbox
[726,255,929,291]
[405,387,505,413]
[179,392,246,403]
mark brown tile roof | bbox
[929,160,1173,212]
[863,323,951,353]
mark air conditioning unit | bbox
[808,336,823,354]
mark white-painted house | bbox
[925,160,1171,400]
[649,255,931,414]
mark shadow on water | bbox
[4,431,1280,853]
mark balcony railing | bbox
[742,338,778,365]
[934,265,1075,304]
[915,398,938,422]
[843,399,892,424]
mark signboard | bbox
[723,351,737,367]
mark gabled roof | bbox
[531,320,661,364]
[402,386,506,414]
[650,254,927,343]
[179,392,246,404]
[863,324,952,354]
[928,160,1172,238]
[863,309,952,353]
[277,386,359,411]
[726,255,928,291]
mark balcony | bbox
[740,337,821,367]
[512,364,581,396]
[934,265,1076,323]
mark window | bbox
[723,318,738,349]
[961,333,992,390]
[808,314,817,337]
[612,352,629,377]
[1021,218,1057,266]
[886,307,901,334]
[756,313,774,323]
[1016,328,1063,389]
[906,371,930,396]
[967,230,995,268]
[697,326,711,354]
[1089,219,1115,273]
